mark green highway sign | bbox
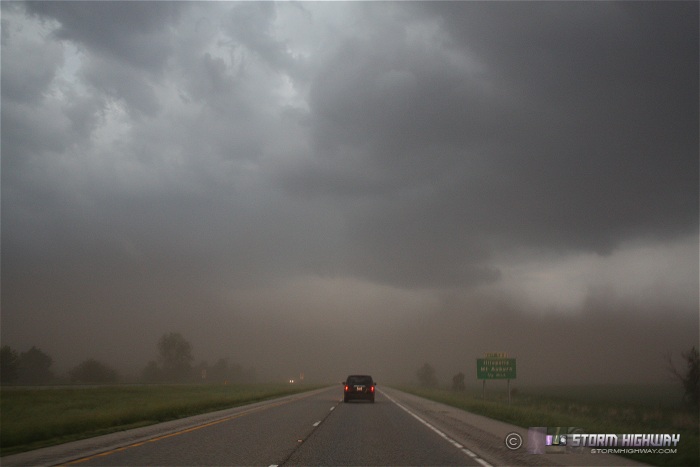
[477,358,516,379]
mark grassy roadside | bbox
[0,383,323,456]
[397,384,698,467]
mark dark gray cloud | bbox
[427,1,698,250]
[299,1,698,259]
[25,1,183,72]
[222,2,298,74]
[1,2,697,384]
[0,26,63,104]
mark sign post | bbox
[477,353,516,405]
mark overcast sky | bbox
[2,1,698,385]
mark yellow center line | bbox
[61,390,323,466]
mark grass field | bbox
[399,384,699,467]
[0,383,322,456]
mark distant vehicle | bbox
[343,374,376,403]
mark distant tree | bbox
[416,363,438,388]
[1,345,19,384]
[17,346,54,385]
[209,358,228,382]
[69,359,119,384]
[667,346,699,408]
[141,360,162,383]
[452,372,466,391]
[206,358,254,384]
[158,332,193,382]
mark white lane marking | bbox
[313,421,321,427]
[381,391,493,467]
[330,406,335,411]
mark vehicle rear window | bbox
[347,375,373,385]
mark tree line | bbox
[1,332,256,385]
[414,362,465,392]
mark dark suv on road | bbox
[343,375,376,403]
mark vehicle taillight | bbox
[370,385,375,392]
[345,385,349,392]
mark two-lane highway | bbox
[61,387,484,466]
[285,389,477,466]
[3,386,643,466]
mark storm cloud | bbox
[2,1,697,384]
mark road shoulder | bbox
[381,387,645,466]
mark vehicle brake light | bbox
[345,386,349,392]
[370,385,375,392]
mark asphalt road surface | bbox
[60,387,482,466]
[3,386,643,467]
